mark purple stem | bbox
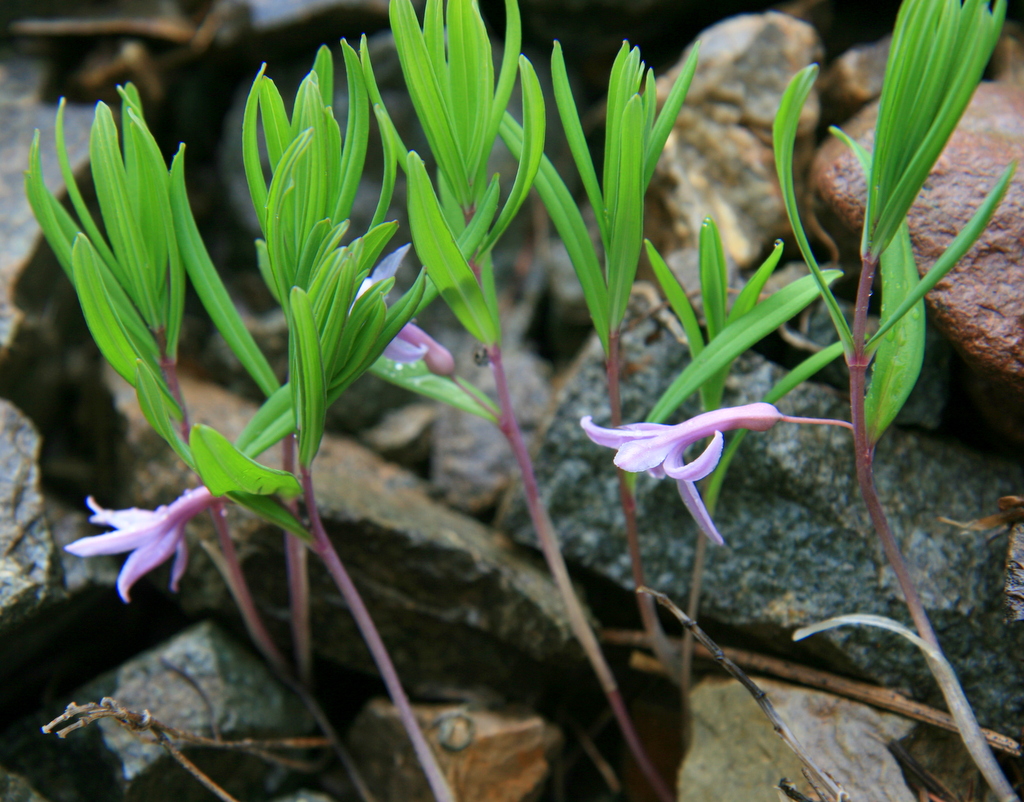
[282,435,313,687]
[606,331,679,676]
[300,468,454,802]
[487,343,674,802]
[850,253,939,648]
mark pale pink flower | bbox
[65,486,216,602]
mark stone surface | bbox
[0,400,61,638]
[0,53,91,351]
[500,292,1024,735]
[678,677,914,802]
[0,621,312,802]
[348,697,561,802]
[813,82,1024,403]
[648,12,822,269]
[101,371,582,695]
[818,36,890,126]
[0,766,50,802]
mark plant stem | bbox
[850,253,938,648]
[606,330,679,677]
[300,468,454,802]
[282,435,313,687]
[488,343,673,802]
[208,500,292,676]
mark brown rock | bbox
[819,35,891,125]
[813,82,1024,402]
[650,12,823,269]
[348,697,561,802]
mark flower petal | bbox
[676,480,725,546]
[64,520,167,557]
[580,417,668,450]
[115,527,182,603]
[169,529,189,592]
[358,244,412,298]
[662,431,724,482]
[382,335,428,363]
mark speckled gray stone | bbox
[501,294,1024,735]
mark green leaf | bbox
[864,224,925,443]
[726,240,784,325]
[258,76,291,170]
[644,43,699,186]
[25,130,79,278]
[312,44,334,107]
[228,492,310,541]
[191,423,301,498]
[89,102,160,326]
[647,270,842,423]
[72,235,146,385]
[698,217,728,340]
[646,239,703,358]
[289,287,326,467]
[774,66,853,354]
[477,56,545,257]
[242,65,270,234]
[237,385,294,457]
[867,161,1016,350]
[334,41,370,224]
[390,0,470,205]
[135,359,192,467]
[370,357,497,421]
[605,94,645,331]
[370,103,399,229]
[551,41,607,246]
[447,0,492,175]
[484,0,523,168]
[169,148,279,397]
[499,113,609,350]
[406,151,500,344]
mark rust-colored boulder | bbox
[813,82,1024,406]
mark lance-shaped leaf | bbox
[727,240,784,325]
[644,44,699,186]
[135,360,192,468]
[646,239,704,358]
[864,224,925,443]
[774,65,853,354]
[72,235,149,385]
[334,41,370,224]
[191,424,301,498]
[605,94,645,330]
[242,64,270,234]
[648,270,841,423]
[229,492,310,541]
[169,148,279,397]
[289,287,326,467]
[866,0,1006,257]
[369,358,497,422]
[406,152,500,344]
[237,384,294,457]
[697,217,728,340]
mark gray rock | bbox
[101,372,582,696]
[678,677,914,802]
[0,621,312,802]
[0,400,61,638]
[649,12,823,269]
[500,294,1024,735]
[819,36,891,126]
[0,53,91,351]
[0,765,49,802]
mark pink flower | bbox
[581,403,850,545]
[360,245,455,376]
[65,487,216,602]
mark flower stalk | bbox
[488,342,674,802]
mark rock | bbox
[818,36,890,126]
[101,371,582,696]
[500,292,1024,735]
[649,12,823,269]
[0,621,312,802]
[812,82,1024,408]
[0,400,61,639]
[0,765,50,802]
[678,676,914,802]
[1005,523,1024,623]
[432,346,552,514]
[0,53,91,351]
[359,402,437,467]
[347,697,561,802]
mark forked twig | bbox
[638,587,849,802]
[43,697,330,799]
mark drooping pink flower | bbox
[65,486,216,602]
[581,403,850,545]
[359,245,455,376]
